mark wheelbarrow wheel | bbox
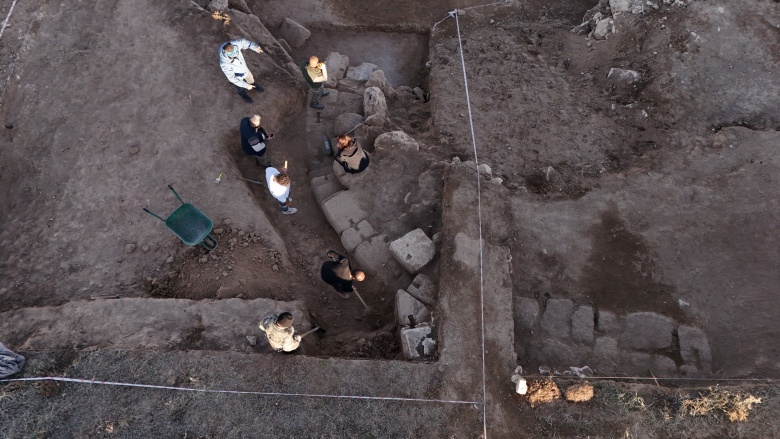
[200,234,218,251]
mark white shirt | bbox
[265,167,290,203]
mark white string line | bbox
[0,377,482,405]
[0,0,19,40]
[431,1,510,31]
[452,11,488,439]
[529,375,778,382]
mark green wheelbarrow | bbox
[143,185,218,250]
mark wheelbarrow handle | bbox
[167,185,185,204]
[143,207,166,222]
[200,234,218,251]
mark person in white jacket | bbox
[265,166,297,215]
[219,38,264,103]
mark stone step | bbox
[309,166,333,180]
[311,175,343,205]
[0,298,312,353]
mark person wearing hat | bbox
[320,250,365,299]
[300,56,329,109]
[219,38,265,103]
[258,312,301,352]
[240,114,273,167]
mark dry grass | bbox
[565,382,594,403]
[525,379,561,407]
[680,386,762,422]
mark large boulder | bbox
[363,87,388,120]
[278,18,310,48]
[346,62,379,81]
[325,52,350,80]
[374,131,420,152]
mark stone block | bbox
[389,228,436,274]
[363,87,388,120]
[592,18,613,40]
[324,52,350,80]
[422,337,437,356]
[340,220,376,253]
[571,306,595,345]
[477,164,492,177]
[678,326,712,369]
[406,273,436,306]
[596,310,621,335]
[630,353,677,375]
[375,131,420,152]
[346,62,378,81]
[365,69,396,100]
[333,113,364,137]
[400,326,432,360]
[336,92,364,116]
[538,339,582,365]
[620,312,674,350]
[278,18,310,48]
[354,125,382,152]
[321,191,367,234]
[396,289,431,326]
[364,114,385,127]
[311,174,342,205]
[515,297,540,330]
[609,0,644,14]
[540,299,574,338]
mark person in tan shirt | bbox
[300,56,329,109]
[258,312,301,352]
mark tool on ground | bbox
[353,288,371,312]
[298,325,326,340]
[214,172,222,184]
[323,136,333,155]
[235,175,265,186]
[143,185,218,250]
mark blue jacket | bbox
[219,38,260,89]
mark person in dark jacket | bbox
[240,114,273,167]
[300,56,329,109]
[320,250,365,299]
[335,134,370,174]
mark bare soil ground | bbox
[1,0,779,437]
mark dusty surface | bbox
[1,0,779,438]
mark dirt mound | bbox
[564,382,594,403]
[525,379,561,407]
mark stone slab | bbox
[396,289,431,326]
[406,273,436,306]
[321,191,367,234]
[346,62,378,81]
[596,310,621,336]
[354,235,409,288]
[400,325,432,360]
[389,228,436,274]
[571,306,595,345]
[540,299,574,338]
[620,312,675,350]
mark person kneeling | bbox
[334,134,370,174]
